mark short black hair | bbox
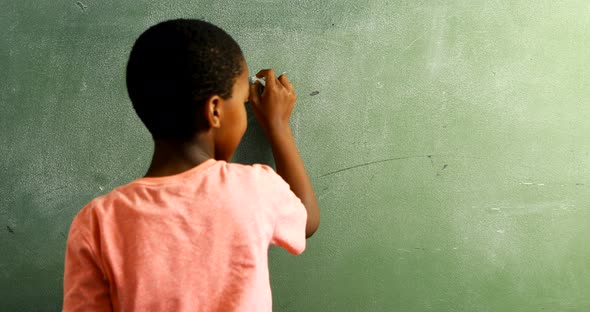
[126,19,244,140]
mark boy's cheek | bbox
[240,107,248,135]
[239,118,247,141]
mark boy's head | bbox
[126,19,249,160]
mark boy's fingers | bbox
[256,69,273,78]
[256,69,277,88]
[278,74,294,92]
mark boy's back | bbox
[64,159,306,311]
[63,19,319,311]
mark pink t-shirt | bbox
[63,159,307,312]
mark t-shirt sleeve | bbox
[63,222,112,312]
[257,165,308,255]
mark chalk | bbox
[249,76,266,87]
[249,71,287,87]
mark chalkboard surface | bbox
[2,1,590,311]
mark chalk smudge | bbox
[75,1,88,11]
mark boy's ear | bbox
[205,95,223,129]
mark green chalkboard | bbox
[2,0,590,311]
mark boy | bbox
[63,19,320,311]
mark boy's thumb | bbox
[249,83,261,105]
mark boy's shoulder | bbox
[222,161,275,175]
[69,161,282,227]
[68,175,147,232]
[70,185,118,221]
[220,161,287,186]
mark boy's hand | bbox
[249,69,296,134]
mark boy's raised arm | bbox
[249,69,320,237]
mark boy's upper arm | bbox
[257,165,307,255]
[63,225,112,312]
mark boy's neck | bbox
[144,135,215,178]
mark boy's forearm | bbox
[267,125,320,237]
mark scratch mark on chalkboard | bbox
[427,155,434,167]
[442,164,448,170]
[400,33,426,54]
[310,91,320,96]
[75,1,88,11]
[320,155,435,177]
[7,226,14,234]
[41,185,68,196]
[320,154,480,178]
[320,156,431,177]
